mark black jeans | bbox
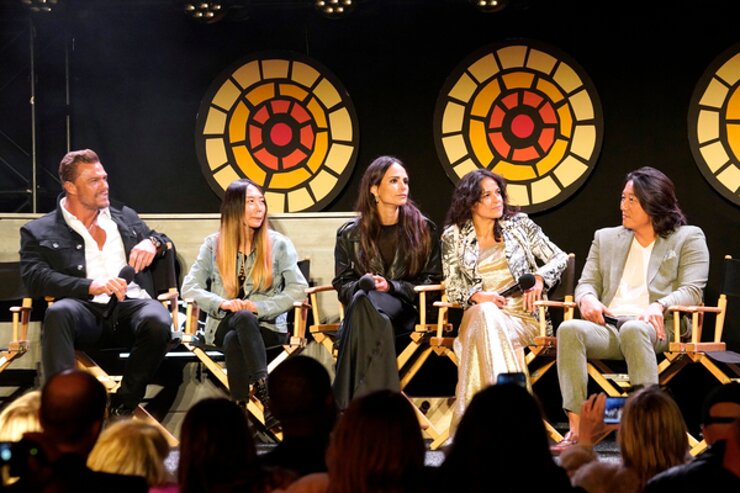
[41,297,171,409]
[215,310,288,401]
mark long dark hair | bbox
[178,397,261,493]
[625,167,686,237]
[439,384,565,493]
[354,156,431,277]
[326,390,426,493]
[444,169,517,241]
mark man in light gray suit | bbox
[553,166,709,452]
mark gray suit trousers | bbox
[556,319,669,413]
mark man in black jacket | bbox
[19,148,171,415]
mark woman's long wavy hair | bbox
[625,166,686,237]
[326,390,426,493]
[444,169,517,241]
[618,385,689,489]
[217,179,272,297]
[354,156,431,277]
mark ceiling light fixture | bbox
[314,0,355,19]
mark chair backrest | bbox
[548,253,576,303]
[0,262,26,303]
[149,242,180,295]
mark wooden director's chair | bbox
[301,281,450,445]
[179,258,312,441]
[420,254,577,449]
[1,245,181,446]
[659,254,740,455]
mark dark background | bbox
[1,0,738,427]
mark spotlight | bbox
[470,0,510,14]
[184,1,227,23]
[314,0,356,19]
[20,0,60,13]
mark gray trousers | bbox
[556,318,670,413]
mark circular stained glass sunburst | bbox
[433,40,603,213]
[195,52,359,212]
[688,43,740,207]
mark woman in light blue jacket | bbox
[182,179,307,428]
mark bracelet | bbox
[149,236,162,250]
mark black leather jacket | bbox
[19,194,170,300]
[331,217,442,307]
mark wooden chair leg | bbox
[74,351,179,447]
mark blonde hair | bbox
[618,386,689,488]
[0,390,42,441]
[87,419,171,486]
[217,179,273,297]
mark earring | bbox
[373,195,379,203]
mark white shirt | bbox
[60,198,149,303]
[609,237,654,316]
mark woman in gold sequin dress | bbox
[441,169,567,430]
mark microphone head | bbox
[358,274,376,292]
[119,265,136,284]
[518,273,536,291]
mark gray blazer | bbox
[575,225,710,312]
[182,230,308,344]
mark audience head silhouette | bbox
[618,385,688,487]
[178,397,293,493]
[268,355,337,436]
[88,419,171,487]
[326,389,426,493]
[0,390,41,442]
[700,381,740,445]
[438,383,573,493]
[40,368,108,455]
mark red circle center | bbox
[270,122,293,146]
[511,114,534,139]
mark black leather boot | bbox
[252,377,280,431]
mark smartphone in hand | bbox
[496,372,527,387]
[603,396,627,424]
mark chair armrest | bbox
[533,300,577,309]
[433,301,462,309]
[305,284,336,295]
[414,283,444,293]
[667,305,722,314]
[157,290,179,303]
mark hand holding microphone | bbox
[498,273,536,297]
[102,265,135,319]
[358,273,376,293]
[473,274,540,312]
[358,273,390,293]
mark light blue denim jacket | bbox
[182,230,308,344]
[441,213,567,312]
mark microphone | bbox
[103,265,135,318]
[499,273,536,297]
[358,273,376,293]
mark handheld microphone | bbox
[358,273,376,293]
[498,273,536,297]
[103,265,135,318]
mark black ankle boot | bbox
[252,377,280,430]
